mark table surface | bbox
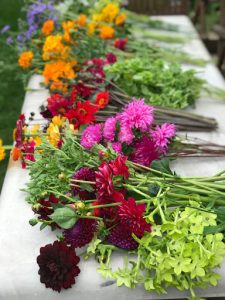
[1,16,225,300]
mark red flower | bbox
[47,94,71,116]
[95,161,114,199]
[106,53,117,64]
[114,38,128,51]
[109,155,130,179]
[94,91,109,109]
[76,101,98,124]
[37,241,80,292]
[72,83,92,99]
[15,114,26,148]
[118,197,152,237]
[64,110,80,129]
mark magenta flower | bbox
[111,142,122,154]
[118,125,134,145]
[80,124,102,149]
[129,136,159,167]
[103,116,117,142]
[151,123,176,152]
[118,99,154,132]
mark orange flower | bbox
[43,61,76,92]
[115,13,126,26]
[11,147,21,161]
[18,51,34,69]
[0,139,5,161]
[100,26,115,39]
[62,20,76,43]
[77,14,86,27]
[42,35,70,61]
[42,19,54,36]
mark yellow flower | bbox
[101,3,119,23]
[46,123,60,147]
[42,19,54,36]
[30,124,42,146]
[0,139,6,161]
[100,25,115,39]
[18,51,34,69]
[52,116,66,127]
[115,13,126,26]
[62,20,76,43]
[92,14,102,22]
[87,22,96,36]
[42,35,70,61]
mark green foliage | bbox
[105,57,204,109]
[50,207,77,229]
[96,201,225,299]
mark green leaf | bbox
[151,158,174,175]
[203,224,225,235]
[50,207,77,229]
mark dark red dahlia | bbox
[129,136,159,167]
[108,223,138,250]
[109,155,130,179]
[71,167,96,200]
[106,53,117,64]
[34,194,59,227]
[118,197,152,237]
[95,162,114,199]
[114,38,128,51]
[63,218,96,248]
[37,241,80,292]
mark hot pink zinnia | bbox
[151,123,176,152]
[103,116,117,142]
[80,124,102,149]
[118,99,154,132]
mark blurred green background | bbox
[0,0,24,192]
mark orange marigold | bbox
[42,35,70,61]
[100,26,115,39]
[0,139,5,161]
[77,14,86,27]
[42,19,54,36]
[115,13,126,26]
[18,51,34,69]
[11,147,21,161]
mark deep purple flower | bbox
[71,167,96,200]
[63,219,96,248]
[108,223,138,250]
[37,241,80,292]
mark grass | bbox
[0,0,24,192]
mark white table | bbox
[1,16,225,300]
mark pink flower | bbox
[111,142,122,154]
[103,117,117,142]
[151,123,176,152]
[118,125,134,145]
[118,99,154,132]
[80,124,102,149]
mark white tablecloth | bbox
[1,16,225,299]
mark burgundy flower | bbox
[108,223,138,250]
[118,197,152,237]
[37,241,80,292]
[129,136,159,167]
[114,38,128,51]
[71,167,96,200]
[47,93,71,116]
[109,155,129,179]
[95,162,114,199]
[15,114,26,148]
[72,83,92,99]
[106,53,117,64]
[63,219,96,248]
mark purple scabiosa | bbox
[63,219,96,248]
[151,123,176,153]
[108,223,138,250]
[37,241,80,292]
[118,99,154,132]
[1,25,10,34]
[103,116,117,142]
[71,167,96,200]
[129,136,159,167]
[80,124,103,149]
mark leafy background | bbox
[0,0,24,192]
